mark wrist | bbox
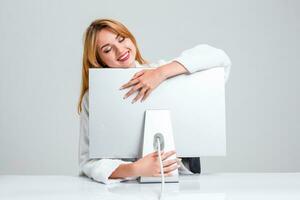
[157,61,188,80]
[109,162,137,179]
[156,64,170,80]
[130,161,139,177]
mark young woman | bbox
[78,18,231,184]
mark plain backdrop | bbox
[0,0,299,175]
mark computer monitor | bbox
[89,67,226,159]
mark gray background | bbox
[0,0,299,175]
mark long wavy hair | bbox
[77,19,147,114]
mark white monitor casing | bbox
[89,68,226,159]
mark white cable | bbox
[157,138,165,200]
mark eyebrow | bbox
[100,34,120,50]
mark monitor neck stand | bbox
[139,109,179,183]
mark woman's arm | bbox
[173,44,231,80]
[157,61,188,79]
[155,43,232,82]
[110,150,179,178]
[121,44,231,102]
[109,163,136,179]
[79,91,179,182]
[79,91,134,184]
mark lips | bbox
[118,51,130,62]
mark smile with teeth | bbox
[118,51,130,62]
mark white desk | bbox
[1,173,300,200]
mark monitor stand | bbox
[139,110,179,183]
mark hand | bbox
[120,68,167,103]
[132,150,181,177]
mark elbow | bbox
[218,49,232,68]
[195,44,232,68]
[217,49,231,83]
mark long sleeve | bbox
[173,44,231,83]
[146,44,231,83]
[78,91,135,184]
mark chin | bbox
[118,60,135,68]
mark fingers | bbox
[152,163,180,177]
[141,89,152,102]
[120,79,140,90]
[150,151,159,156]
[132,87,149,103]
[150,150,177,160]
[123,83,143,99]
[147,150,180,177]
[122,81,152,101]
[163,158,179,167]
[153,150,176,160]
[153,173,173,177]
[120,70,145,90]
[150,150,165,158]
[163,163,179,174]
[161,150,176,161]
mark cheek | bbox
[125,40,135,50]
[99,52,117,66]
[128,43,137,56]
[130,43,136,51]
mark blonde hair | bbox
[77,19,147,114]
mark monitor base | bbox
[139,110,179,183]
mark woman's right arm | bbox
[79,91,135,184]
[79,92,180,184]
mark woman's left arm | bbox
[172,44,231,82]
[121,44,231,103]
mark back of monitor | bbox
[89,67,226,158]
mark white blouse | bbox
[78,44,232,184]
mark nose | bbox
[115,44,124,58]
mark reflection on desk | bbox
[1,173,299,200]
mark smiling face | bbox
[96,28,137,68]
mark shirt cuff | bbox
[92,159,134,184]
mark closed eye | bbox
[103,46,112,53]
[118,36,125,42]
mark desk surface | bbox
[1,173,300,200]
